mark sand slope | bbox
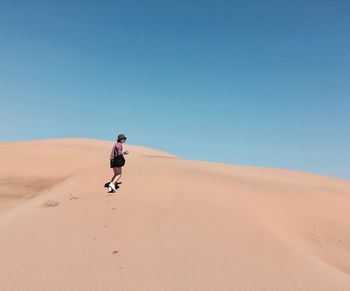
[0,138,350,291]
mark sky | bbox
[0,0,349,179]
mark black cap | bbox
[117,134,127,141]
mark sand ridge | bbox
[0,138,350,291]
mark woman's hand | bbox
[122,149,129,155]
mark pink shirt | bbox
[110,142,123,160]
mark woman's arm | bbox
[121,144,129,155]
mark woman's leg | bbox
[115,167,122,183]
[111,167,122,184]
[110,167,119,183]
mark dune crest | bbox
[0,138,350,291]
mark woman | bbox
[108,133,129,192]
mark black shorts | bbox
[110,156,126,168]
[110,159,121,168]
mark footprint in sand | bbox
[112,250,119,255]
[42,200,60,208]
[69,194,81,200]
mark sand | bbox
[0,138,350,291]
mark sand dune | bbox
[0,138,350,291]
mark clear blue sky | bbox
[1,0,349,179]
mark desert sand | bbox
[0,138,350,291]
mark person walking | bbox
[108,134,129,192]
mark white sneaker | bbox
[109,182,117,191]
